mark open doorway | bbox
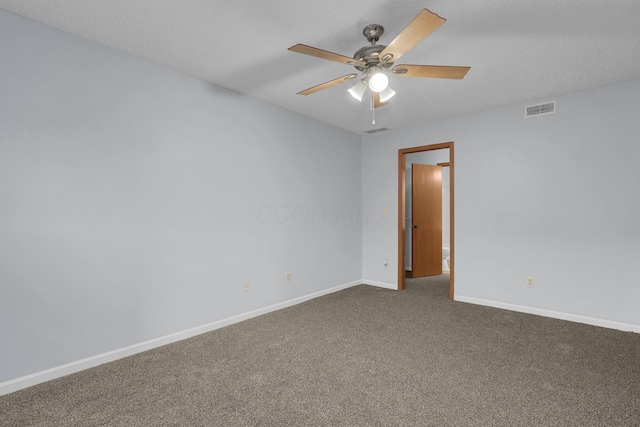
[398,142,454,298]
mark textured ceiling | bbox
[2,0,640,134]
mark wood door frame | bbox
[398,142,455,298]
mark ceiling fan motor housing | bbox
[353,24,394,72]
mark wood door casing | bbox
[411,164,443,277]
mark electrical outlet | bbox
[243,280,249,292]
[285,272,291,283]
[527,276,534,288]
[383,208,389,216]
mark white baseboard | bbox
[0,279,364,397]
[455,295,640,333]
[363,279,397,290]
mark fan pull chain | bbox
[371,95,376,125]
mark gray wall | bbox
[0,10,362,382]
[362,80,640,327]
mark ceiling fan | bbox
[288,8,470,110]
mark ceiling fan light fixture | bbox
[368,70,388,93]
[379,85,396,103]
[348,79,368,102]
[289,8,471,119]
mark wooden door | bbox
[411,164,443,277]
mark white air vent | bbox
[363,127,389,134]
[525,101,555,118]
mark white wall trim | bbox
[455,295,640,333]
[363,279,397,290]
[0,279,364,397]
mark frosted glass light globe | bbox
[368,72,388,93]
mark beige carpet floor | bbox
[1,275,639,426]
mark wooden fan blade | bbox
[379,9,446,63]
[297,74,359,95]
[372,92,389,109]
[288,44,364,67]
[393,64,470,79]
